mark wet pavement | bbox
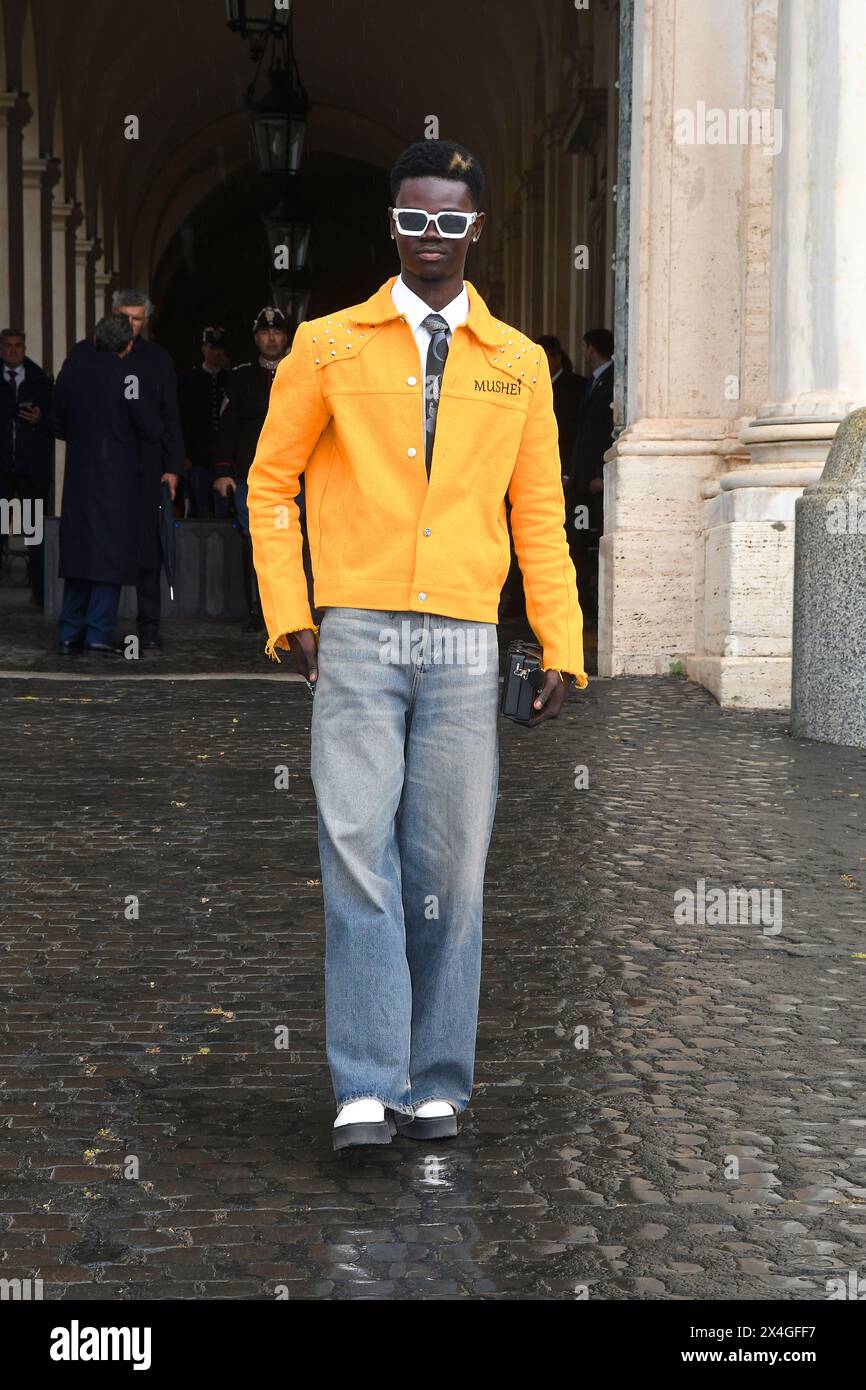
[2,596,866,1300]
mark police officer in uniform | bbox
[179,326,231,518]
[215,307,291,632]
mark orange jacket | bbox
[247,277,588,684]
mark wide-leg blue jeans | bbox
[310,607,500,1116]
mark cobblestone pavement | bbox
[2,623,866,1299]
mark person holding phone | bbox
[0,327,53,606]
[248,140,588,1151]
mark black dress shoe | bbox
[332,1109,397,1152]
[85,641,125,657]
[57,640,83,656]
[394,1107,459,1141]
[140,634,163,650]
[242,611,264,633]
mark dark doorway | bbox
[151,154,394,370]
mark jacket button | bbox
[407,447,417,457]
[418,592,427,601]
[423,528,431,536]
[407,376,417,386]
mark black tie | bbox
[421,313,451,479]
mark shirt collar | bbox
[550,367,563,384]
[348,277,506,348]
[592,359,613,381]
[391,275,469,335]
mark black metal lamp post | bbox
[263,201,311,272]
[225,0,313,327]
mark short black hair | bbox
[94,313,134,353]
[537,335,562,356]
[390,140,485,208]
[584,328,613,358]
[0,327,25,340]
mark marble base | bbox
[687,654,792,710]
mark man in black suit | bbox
[53,314,162,655]
[566,328,614,631]
[112,289,184,650]
[537,334,587,477]
[0,328,53,606]
[178,326,231,518]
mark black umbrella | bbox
[159,479,177,601]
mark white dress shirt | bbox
[591,359,613,387]
[391,274,469,366]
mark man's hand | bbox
[161,472,179,500]
[527,669,568,728]
[213,476,236,498]
[287,629,318,685]
[18,404,41,425]
[588,477,604,495]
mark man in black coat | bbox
[0,327,54,606]
[53,314,162,655]
[112,290,184,650]
[178,326,231,518]
[566,328,614,630]
[214,306,290,631]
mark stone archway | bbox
[150,152,394,371]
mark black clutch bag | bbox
[500,639,546,723]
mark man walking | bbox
[0,327,53,606]
[215,307,290,631]
[248,140,588,1151]
[53,314,161,655]
[112,290,184,650]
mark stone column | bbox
[600,0,768,680]
[94,267,113,318]
[51,201,76,370]
[74,236,96,342]
[21,156,51,365]
[0,92,18,330]
[700,0,866,709]
[4,93,32,329]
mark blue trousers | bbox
[310,607,500,1116]
[58,578,120,645]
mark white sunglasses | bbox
[391,208,481,239]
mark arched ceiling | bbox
[8,0,561,278]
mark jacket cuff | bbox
[264,620,319,664]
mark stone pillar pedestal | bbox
[791,409,866,746]
[598,419,731,676]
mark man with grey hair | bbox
[112,289,184,649]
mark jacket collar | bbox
[347,276,504,348]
